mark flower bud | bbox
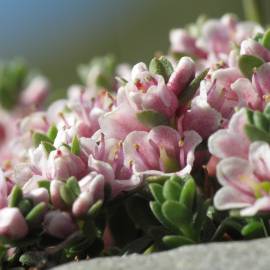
[20,76,50,108]
[0,207,28,239]
[26,187,49,205]
[50,180,66,209]
[47,146,86,181]
[43,210,77,238]
[167,57,195,96]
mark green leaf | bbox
[149,183,165,204]
[180,176,196,209]
[163,179,182,201]
[179,68,209,106]
[41,141,56,154]
[262,29,270,50]
[246,108,254,124]
[47,124,58,141]
[244,124,270,143]
[19,251,47,267]
[146,175,170,184]
[264,103,270,119]
[60,185,76,206]
[162,201,192,227]
[25,202,46,223]
[18,199,33,216]
[241,221,264,238]
[66,176,80,197]
[8,185,23,207]
[238,54,264,79]
[253,111,269,132]
[150,201,178,232]
[88,199,103,218]
[136,110,169,128]
[149,57,173,82]
[163,235,194,248]
[32,132,53,147]
[38,180,51,193]
[71,135,80,155]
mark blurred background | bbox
[0,0,268,90]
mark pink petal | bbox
[231,78,261,109]
[208,129,249,159]
[123,131,159,171]
[167,57,195,96]
[249,141,270,180]
[214,186,252,210]
[241,39,270,62]
[99,104,148,140]
[240,197,270,216]
[217,157,257,195]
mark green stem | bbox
[260,217,270,237]
[242,0,264,25]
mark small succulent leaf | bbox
[149,183,165,204]
[253,111,269,132]
[162,235,194,248]
[179,68,209,106]
[25,202,46,223]
[60,185,76,206]
[47,124,58,141]
[41,141,56,154]
[9,185,23,207]
[150,201,179,232]
[66,176,81,197]
[163,179,182,201]
[88,199,103,218]
[238,54,264,79]
[179,176,196,209]
[262,29,270,50]
[161,201,192,227]
[241,221,264,238]
[18,199,33,216]
[32,132,53,147]
[136,110,169,128]
[71,135,80,155]
[244,124,270,143]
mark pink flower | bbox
[214,141,270,216]
[208,108,250,159]
[20,76,50,108]
[201,67,243,119]
[0,207,28,239]
[169,29,207,59]
[123,125,201,176]
[0,169,7,209]
[47,146,87,181]
[240,39,270,62]
[43,210,77,238]
[99,62,178,140]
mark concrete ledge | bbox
[53,238,269,270]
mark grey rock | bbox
[53,238,269,270]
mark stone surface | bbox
[54,238,269,270]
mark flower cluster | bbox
[2,13,270,268]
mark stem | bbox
[242,0,264,25]
[260,217,270,237]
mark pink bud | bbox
[20,76,50,108]
[43,210,77,238]
[240,39,270,62]
[72,191,93,217]
[26,187,49,205]
[0,208,28,239]
[167,57,195,96]
[50,180,66,209]
[47,146,87,181]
